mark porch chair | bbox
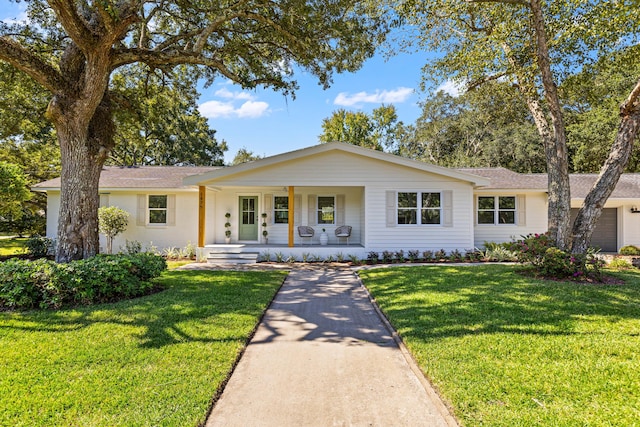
[297,226,314,245]
[335,225,352,245]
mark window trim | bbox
[273,195,289,224]
[148,194,168,225]
[396,191,442,226]
[477,195,517,225]
[317,195,336,225]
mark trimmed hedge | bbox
[0,253,166,310]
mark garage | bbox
[571,208,618,252]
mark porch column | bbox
[288,185,294,247]
[198,186,206,247]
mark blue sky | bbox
[1,3,456,163]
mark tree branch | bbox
[48,0,97,52]
[621,77,640,116]
[467,72,508,91]
[0,36,66,93]
[467,0,531,5]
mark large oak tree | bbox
[0,0,383,262]
[387,0,640,253]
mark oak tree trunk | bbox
[571,79,640,253]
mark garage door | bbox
[570,208,617,252]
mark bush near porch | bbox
[359,264,640,427]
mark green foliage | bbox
[509,233,604,280]
[401,84,545,172]
[26,235,54,258]
[231,147,263,165]
[0,162,32,220]
[619,245,640,256]
[367,251,379,264]
[98,206,129,254]
[0,253,167,310]
[109,66,227,166]
[319,105,406,151]
[608,258,632,270]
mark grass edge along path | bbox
[0,269,287,427]
[358,264,640,427]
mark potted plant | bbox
[319,227,328,246]
[261,213,268,244]
[224,212,231,244]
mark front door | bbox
[239,196,258,241]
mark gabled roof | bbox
[183,142,492,187]
[33,165,220,191]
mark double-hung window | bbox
[148,195,168,224]
[273,196,289,224]
[317,196,335,224]
[397,192,441,225]
[478,196,516,224]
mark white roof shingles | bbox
[32,166,221,190]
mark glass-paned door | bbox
[239,196,258,241]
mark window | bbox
[397,192,441,225]
[274,196,289,224]
[317,196,335,224]
[478,196,516,224]
[148,195,168,224]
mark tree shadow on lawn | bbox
[361,265,640,341]
[0,270,286,349]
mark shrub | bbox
[98,206,129,254]
[609,258,632,270]
[349,254,360,264]
[394,250,405,263]
[422,250,433,262]
[434,249,447,260]
[449,249,463,262]
[123,240,143,255]
[26,235,54,258]
[0,253,166,310]
[367,251,379,264]
[382,250,394,263]
[619,245,640,255]
[506,233,553,267]
[408,250,420,262]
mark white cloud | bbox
[199,100,270,119]
[214,87,254,100]
[334,87,414,107]
[435,80,463,97]
[236,101,270,118]
[198,100,236,118]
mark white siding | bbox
[211,186,363,245]
[473,192,548,248]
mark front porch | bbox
[199,243,367,264]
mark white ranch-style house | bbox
[34,142,640,262]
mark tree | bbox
[402,83,545,172]
[387,0,640,253]
[319,104,405,151]
[98,206,128,254]
[0,161,32,221]
[231,147,263,165]
[0,0,383,262]
[109,65,227,166]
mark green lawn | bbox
[0,237,27,255]
[359,264,640,427]
[0,269,286,426]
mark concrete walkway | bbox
[205,266,457,427]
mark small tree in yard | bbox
[98,206,129,254]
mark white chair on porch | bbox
[297,226,314,245]
[335,225,352,245]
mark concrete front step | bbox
[206,252,260,265]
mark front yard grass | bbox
[359,264,640,426]
[0,237,27,255]
[0,269,286,426]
